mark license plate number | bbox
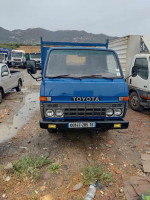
[68,122,96,128]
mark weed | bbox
[48,163,61,174]
[13,154,52,180]
[82,166,112,185]
[32,196,38,200]
[142,189,150,200]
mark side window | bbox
[1,65,9,76]
[134,58,148,80]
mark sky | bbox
[0,0,150,37]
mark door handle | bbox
[129,79,132,84]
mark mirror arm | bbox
[125,74,133,81]
[28,71,42,81]
[125,71,136,81]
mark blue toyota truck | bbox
[27,38,129,131]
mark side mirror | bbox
[2,72,9,77]
[132,66,137,77]
[26,60,37,74]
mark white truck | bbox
[109,35,150,111]
[11,50,26,68]
[29,52,41,69]
[0,63,24,103]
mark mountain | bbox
[0,27,118,44]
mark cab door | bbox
[1,65,11,92]
[129,56,149,92]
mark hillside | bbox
[0,27,117,44]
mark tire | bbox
[129,92,144,111]
[0,89,3,103]
[16,80,22,92]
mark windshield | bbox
[45,49,122,78]
[30,53,41,59]
[0,54,5,59]
[12,53,23,58]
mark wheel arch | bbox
[0,87,4,97]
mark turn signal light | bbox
[40,97,52,101]
[119,97,129,101]
[40,96,47,101]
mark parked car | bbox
[0,63,24,103]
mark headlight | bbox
[106,108,114,116]
[45,109,54,117]
[114,109,122,116]
[55,109,63,117]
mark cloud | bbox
[0,0,150,36]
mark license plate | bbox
[68,122,96,128]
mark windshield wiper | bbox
[48,74,81,79]
[78,74,114,79]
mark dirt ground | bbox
[0,69,150,200]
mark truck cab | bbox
[128,54,150,111]
[0,48,12,66]
[29,52,41,69]
[11,50,26,68]
[0,52,7,64]
[27,38,129,131]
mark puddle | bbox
[0,93,39,143]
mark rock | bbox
[72,182,83,191]
[62,165,68,170]
[119,188,124,193]
[4,162,14,173]
[44,152,50,158]
[2,194,7,199]
[40,194,53,200]
[54,176,63,188]
[5,176,10,182]
[105,144,112,148]
[40,186,46,191]
[108,140,114,145]
[19,146,28,150]
[43,171,51,180]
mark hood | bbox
[41,78,128,103]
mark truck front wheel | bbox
[16,80,22,92]
[129,92,144,111]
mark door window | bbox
[134,58,148,80]
[1,65,9,76]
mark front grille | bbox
[43,103,124,117]
[13,62,22,65]
[14,59,21,61]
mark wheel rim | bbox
[131,95,139,107]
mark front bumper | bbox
[40,119,129,130]
[12,62,23,66]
